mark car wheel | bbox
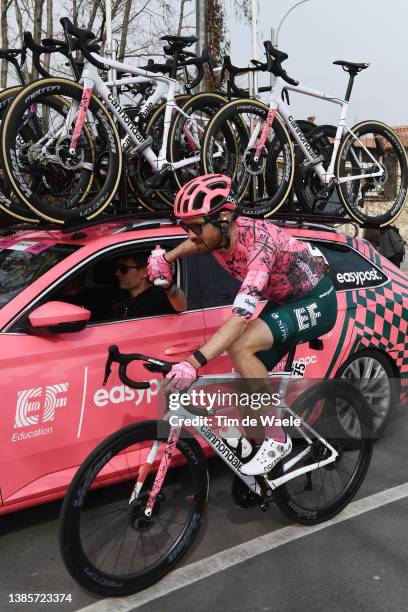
[335,349,399,439]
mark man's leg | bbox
[228,318,287,443]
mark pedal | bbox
[130,136,153,155]
[302,154,324,169]
[144,164,173,189]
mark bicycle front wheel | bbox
[273,380,373,525]
[336,121,408,226]
[201,98,294,213]
[60,420,209,597]
[0,78,122,224]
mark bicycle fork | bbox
[69,80,94,154]
[129,427,181,518]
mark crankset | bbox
[231,476,269,511]
[144,164,173,189]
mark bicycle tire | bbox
[336,120,408,227]
[60,420,209,597]
[202,98,294,213]
[0,86,39,223]
[0,78,122,224]
[273,379,373,525]
[169,92,235,190]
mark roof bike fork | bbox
[130,426,181,519]
[254,105,278,162]
[69,78,94,154]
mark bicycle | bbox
[0,18,227,224]
[202,41,408,226]
[0,32,86,223]
[60,341,373,596]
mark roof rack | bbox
[61,210,177,235]
[0,206,363,237]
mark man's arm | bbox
[166,284,187,312]
[164,239,198,263]
[187,315,247,367]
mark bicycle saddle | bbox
[161,35,198,48]
[333,60,370,72]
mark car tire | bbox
[335,349,399,439]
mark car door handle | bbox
[164,343,200,355]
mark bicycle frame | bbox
[136,373,339,519]
[253,76,384,187]
[68,52,217,172]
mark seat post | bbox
[170,49,181,79]
[345,72,357,102]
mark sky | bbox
[225,0,408,127]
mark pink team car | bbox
[0,217,407,515]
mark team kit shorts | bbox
[256,275,338,371]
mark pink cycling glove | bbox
[147,253,173,285]
[163,361,198,392]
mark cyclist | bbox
[148,174,338,476]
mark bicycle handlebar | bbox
[263,41,299,87]
[104,344,173,389]
[23,31,73,78]
[104,346,216,417]
[60,17,107,72]
[221,54,269,97]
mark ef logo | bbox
[14,383,69,429]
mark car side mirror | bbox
[29,301,91,334]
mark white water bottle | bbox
[151,245,170,288]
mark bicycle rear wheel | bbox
[336,121,408,226]
[273,380,373,525]
[0,86,39,223]
[60,420,208,597]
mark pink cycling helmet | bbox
[174,174,237,219]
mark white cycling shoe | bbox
[240,436,292,476]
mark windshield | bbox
[0,240,80,309]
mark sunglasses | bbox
[116,264,145,274]
[179,219,211,235]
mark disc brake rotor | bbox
[56,136,85,170]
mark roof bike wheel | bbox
[0,78,121,224]
[336,120,408,227]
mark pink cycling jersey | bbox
[212,217,329,321]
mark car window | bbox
[309,240,388,290]
[11,240,191,331]
[196,254,240,308]
[0,243,80,309]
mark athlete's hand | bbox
[162,361,198,392]
[147,252,173,285]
